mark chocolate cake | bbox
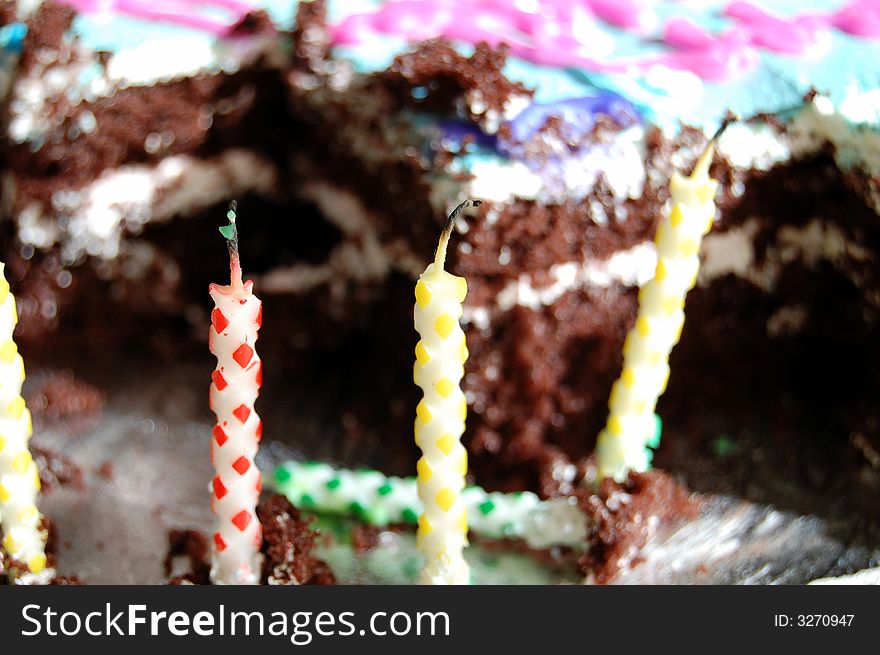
[2,0,880,582]
[166,495,336,585]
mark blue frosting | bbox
[322,0,880,132]
[6,1,876,172]
[16,0,877,133]
[0,22,26,54]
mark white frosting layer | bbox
[716,123,791,172]
[500,242,658,312]
[700,218,873,291]
[7,11,285,146]
[462,242,658,329]
[460,125,646,206]
[810,566,880,585]
[790,95,880,184]
[17,149,277,262]
[257,182,424,299]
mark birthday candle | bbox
[412,199,479,585]
[271,460,588,550]
[0,263,48,580]
[596,123,729,482]
[209,203,263,585]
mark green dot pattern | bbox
[269,460,588,550]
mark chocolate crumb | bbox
[164,496,336,585]
[351,524,380,553]
[258,494,336,585]
[32,445,83,491]
[25,370,103,424]
[164,529,211,585]
[96,461,114,481]
[578,469,700,584]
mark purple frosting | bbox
[436,120,499,151]
[498,92,640,160]
[436,92,640,164]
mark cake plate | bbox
[28,356,880,585]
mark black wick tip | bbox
[443,198,482,237]
[711,111,740,143]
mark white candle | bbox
[209,204,263,585]
[413,199,479,585]
[0,262,49,581]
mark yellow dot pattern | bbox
[596,145,720,482]
[0,263,49,577]
[435,377,454,398]
[12,451,31,475]
[0,340,17,363]
[436,434,456,456]
[415,342,431,366]
[434,313,456,340]
[414,280,432,309]
[435,488,455,512]
[412,261,470,584]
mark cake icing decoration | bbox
[330,0,880,81]
[61,0,259,35]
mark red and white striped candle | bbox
[208,203,263,585]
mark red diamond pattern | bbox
[232,343,253,368]
[211,308,229,334]
[212,476,227,500]
[256,305,262,328]
[255,361,263,388]
[232,404,250,423]
[255,474,262,493]
[231,510,251,532]
[214,533,226,551]
[212,370,228,391]
[213,425,229,446]
[255,420,263,441]
[232,456,250,475]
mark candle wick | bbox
[693,113,739,179]
[219,200,243,287]
[434,199,482,269]
[710,111,739,144]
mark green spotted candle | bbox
[271,460,587,550]
[412,200,479,585]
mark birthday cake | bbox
[2,0,880,584]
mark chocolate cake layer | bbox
[3,0,880,503]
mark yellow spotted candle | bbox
[596,124,729,482]
[0,263,48,579]
[209,203,264,585]
[413,199,480,585]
